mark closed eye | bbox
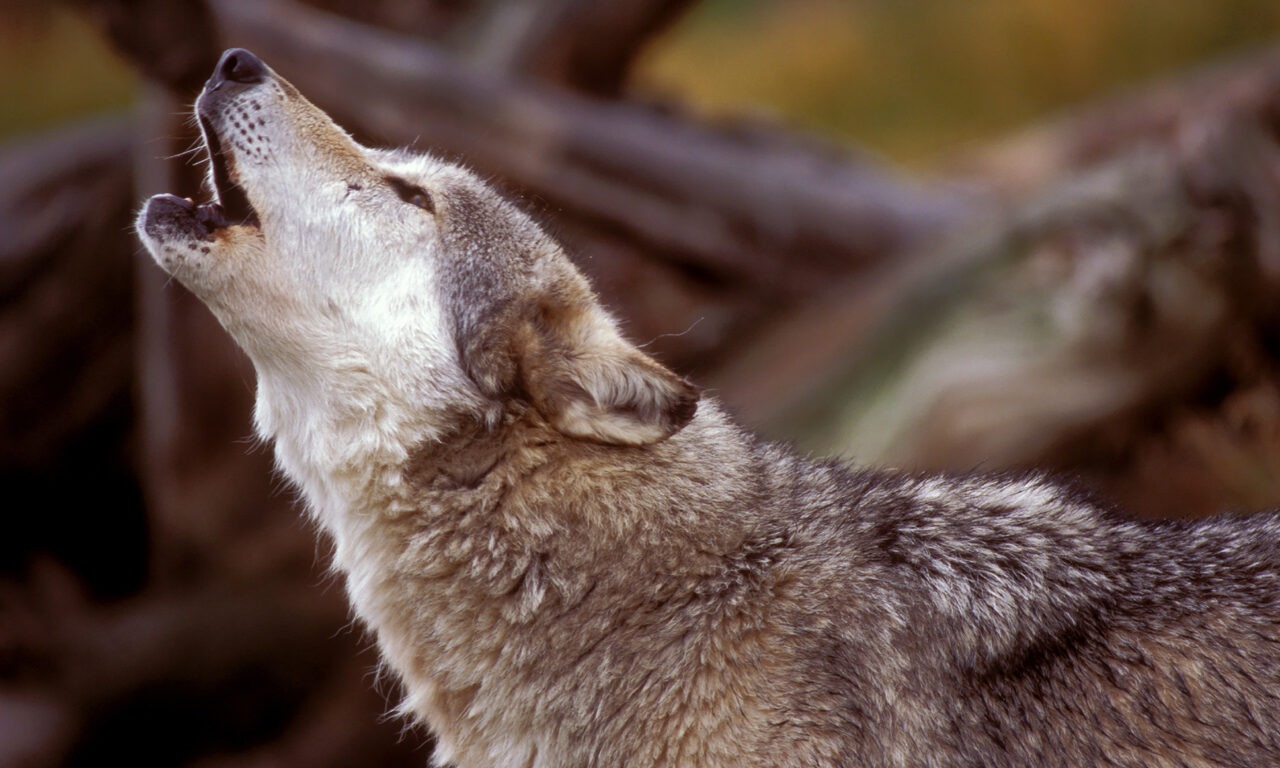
[386,176,435,213]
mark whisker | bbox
[640,317,705,349]
[164,142,206,162]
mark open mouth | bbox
[200,114,259,228]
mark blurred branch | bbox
[0,116,135,468]
[711,41,1280,462]
[70,0,220,94]
[453,0,697,95]
[0,561,416,767]
[716,116,1280,473]
[954,45,1280,193]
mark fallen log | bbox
[708,38,1280,474]
[712,116,1280,482]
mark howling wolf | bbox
[137,48,1280,767]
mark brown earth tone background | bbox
[4,1,1280,764]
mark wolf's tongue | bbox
[194,202,231,230]
[201,115,258,226]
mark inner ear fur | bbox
[464,287,699,446]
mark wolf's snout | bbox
[207,48,268,92]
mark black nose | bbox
[207,48,268,91]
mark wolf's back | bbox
[802,468,1280,764]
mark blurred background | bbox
[3,0,1280,764]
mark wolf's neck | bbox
[251,368,426,528]
[253,368,452,664]
[252,383,553,763]
[255,389,768,766]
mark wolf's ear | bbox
[520,303,699,445]
[460,291,699,446]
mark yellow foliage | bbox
[0,7,136,141]
[636,0,1280,166]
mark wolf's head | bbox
[137,49,697,448]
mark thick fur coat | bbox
[137,49,1280,767]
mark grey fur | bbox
[136,49,1280,768]
[401,410,1280,766]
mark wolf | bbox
[136,48,1280,767]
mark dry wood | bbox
[712,117,1280,473]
